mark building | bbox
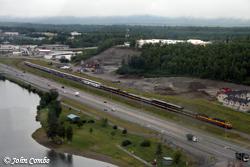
[71,31,82,36]
[136,39,211,48]
[67,114,80,123]
[217,89,250,112]
[42,32,57,37]
[43,51,75,61]
[40,44,69,51]
[3,32,19,36]
[136,39,185,48]
[187,39,212,46]
[0,44,20,54]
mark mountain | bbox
[0,15,250,27]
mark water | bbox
[0,80,116,167]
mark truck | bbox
[235,152,249,162]
[186,134,198,142]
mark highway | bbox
[0,63,249,167]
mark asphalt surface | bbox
[0,63,249,167]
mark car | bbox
[236,152,249,162]
[75,92,80,96]
[186,134,198,142]
[104,109,108,111]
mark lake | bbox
[0,80,116,167]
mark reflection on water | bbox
[0,80,116,167]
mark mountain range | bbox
[0,15,250,27]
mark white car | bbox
[75,92,80,96]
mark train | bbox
[24,61,233,129]
[196,114,232,129]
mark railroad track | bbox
[24,61,233,129]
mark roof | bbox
[67,114,80,120]
[163,157,173,161]
[224,96,250,104]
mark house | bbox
[217,89,250,112]
[162,157,173,166]
[67,114,80,123]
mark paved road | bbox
[1,63,249,167]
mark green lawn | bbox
[38,103,189,167]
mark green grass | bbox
[1,58,250,143]
[38,104,189,167]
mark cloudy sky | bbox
[0,0,250,19]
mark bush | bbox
[122,129,127,135]
[140,140,151,147]
[87,120,95,123]
[101,118,108,127]
[173,150,182,164]
[121,140,132,147]
[113,125,118,130]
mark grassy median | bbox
[35,101,189,167]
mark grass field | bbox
[37,102,189,167]
[1,58,250,144]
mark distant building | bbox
[187,39,212,46]
[217,89,250,112]
[43,51,75,61]
[37,49,52,57]
[71,31,82,36]
[42,32,57,37]
[0,44,19,54]
[3,32,19,36]
[136,39,211,48]
[136,39,185,48]
[40,44,69,51]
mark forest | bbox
[118,38,250,85]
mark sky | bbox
[0,0,250,19]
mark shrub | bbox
[101,118,108,127]
[121,140,132,147]
[87,120,95,123]
[113,125,118,130]
[122,129,127,135]
[140,140,151,147]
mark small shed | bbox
[67,114,80,123]
[162,157,173,166]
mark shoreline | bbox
[32,128,121,167]
[2,76,122,166]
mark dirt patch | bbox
[82,47,250,100]
[188,82,207,91]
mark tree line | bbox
[37,90,73,144]
[118,39,250,85]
